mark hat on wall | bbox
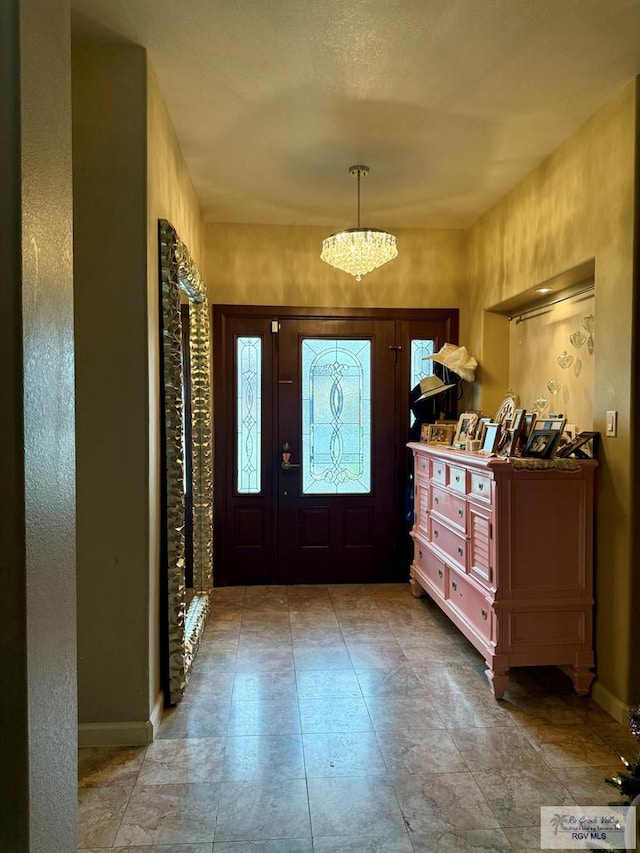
[415,374,456,402]
[424,343,478,383]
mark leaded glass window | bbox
[301,339,371,495]
[236,336,262,494]
[410,339,434,425]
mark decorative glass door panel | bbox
[409,339,434,427]
[236,335,262,494]
[301,338,371,495]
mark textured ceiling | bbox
[71,0,640,229]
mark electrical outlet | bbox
[606,410,617,437]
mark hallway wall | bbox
[0,0,77,848]
[73,42,205,743]
[467,78,639,716]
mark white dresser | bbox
[408,442,597,698]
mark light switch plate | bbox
[606,410,617,437]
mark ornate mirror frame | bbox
[159,218,213,705]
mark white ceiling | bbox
[71,0,640,229]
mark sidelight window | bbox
[236,336,262,494]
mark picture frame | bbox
[537,416,566,433]
[522,412,537,439]
[426,422,456,446]
[556,430,600,459]
[511,408,526,432]
[453,412,479,448]
[419,423,430,443]
[481,422,500,453]
[522,428,559,459]
[497,426,518,458]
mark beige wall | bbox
[1,0,77,847]
[74,43,206,740]
[73,42,151,730]
[206,222,469,326]
[509,291,595,431]
[468,79,639,714]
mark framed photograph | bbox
[556,430,600,459]
[453,412,479,448]
[511,408,526,432]
[481,422,500,453]
[522,428,559,459]
[419,423,430,443]
[522,412,537,439]
[426,423,455,446]
[476,417,491,445]
[497,426,518,458]
[537,416,566,433]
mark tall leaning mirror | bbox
[159,218,213,705]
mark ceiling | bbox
[71,0,640,230]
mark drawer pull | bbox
[418,550,423,559]
[434,529,439,538]
[436,467,442,477]
[457,546,463,556]
[478,482,484,491]
[481,608,488,620]
[438,569,443,578]
[434,496,439,504]
[452,580,457,591]
[455,474,460,483]
[458,509,463,518]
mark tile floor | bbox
[78,584,638,852]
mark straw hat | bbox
[415,374,456,402]
[424,343,478,383]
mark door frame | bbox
[212,304,459,585]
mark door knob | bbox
[281,442,300,470]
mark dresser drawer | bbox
[448,464,466,494]
[431,485,466,532]
[469,472,491,501]
[449,573,493,643]
[431,518,467,570]
[431,459,447,485]
[416,454,430,478]
[416,545,447,597]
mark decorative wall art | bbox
[159,219,213,705]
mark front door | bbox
[213,306,458,585]
[277,317,395,583]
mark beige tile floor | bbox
[78,584,638,852]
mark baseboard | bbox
[149,691,164,739]
[78,693,164,747]
[591,680,631,725]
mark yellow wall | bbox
[468,78,639,714]
[206,222,469,326]
[147,61,205,716]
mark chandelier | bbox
[321,165,398,281]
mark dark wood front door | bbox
[213,305,458,586]
[277,317,396,583]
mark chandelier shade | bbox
[321,166,397,281]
